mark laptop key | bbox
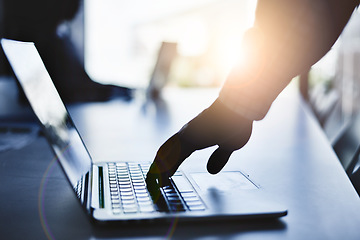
[139,206,155,213]
[123,208,138,214]
[137,196,151,202]
[112,209,122,215]
[120,188,133,193]
[120,191,134,196]
[112,203,121,209]
[134,189,147,194]
[122,200,136,205]
[121,195,135,201]
[188,205,206,211]
[185,200,203,206]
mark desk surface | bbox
[1,87,360,240]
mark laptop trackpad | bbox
[189,172,258,192]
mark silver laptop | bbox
[1,38,287,223]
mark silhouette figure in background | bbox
[2,0,132,103]
[146,0,360,189]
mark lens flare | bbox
[38,155,58,240]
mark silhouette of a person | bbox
[2,0,132,103]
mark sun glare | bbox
[85,0,256,88]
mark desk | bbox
[1,87,360,240]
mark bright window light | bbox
[85,0,256,88]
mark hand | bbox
[145,98,253,189]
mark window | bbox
[85,0,256,88]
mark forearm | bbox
[219,0,359,120]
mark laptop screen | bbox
[1,39,92,189]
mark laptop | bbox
[1,38,287,223]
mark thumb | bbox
[206,147,233,174]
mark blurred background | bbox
[84,0,256,89]
[0,0,256,100]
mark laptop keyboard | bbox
[107,162,205,215]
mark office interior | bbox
[0,0,360,238]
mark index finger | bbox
[145,162,171,189]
